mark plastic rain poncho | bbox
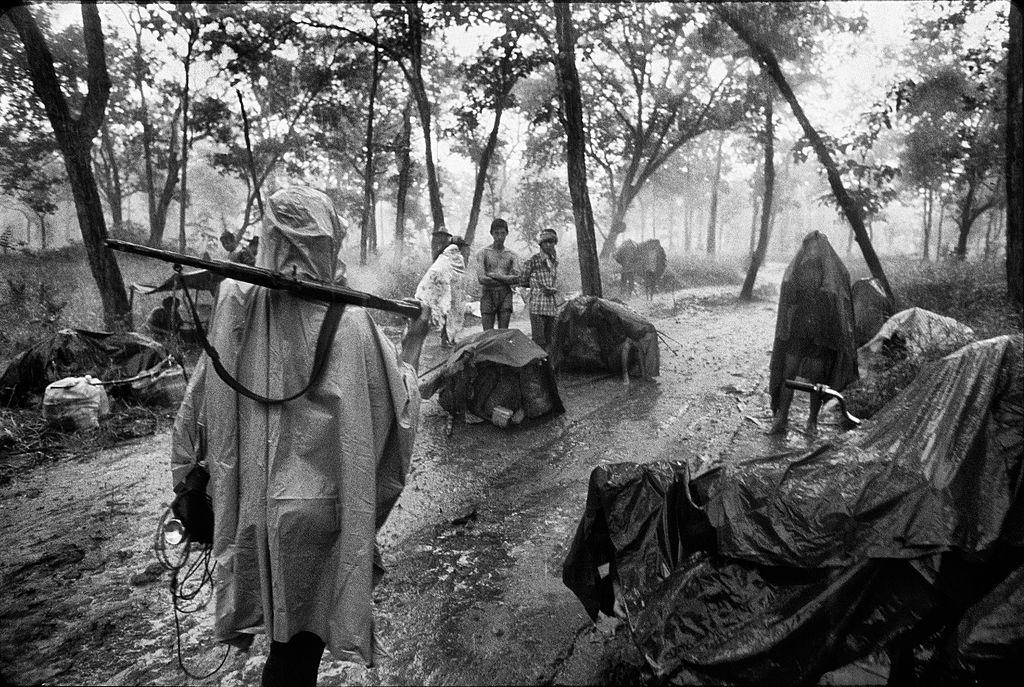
[414,243,466,342]
[170,186,419,665]
[769,230,858,412]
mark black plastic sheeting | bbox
[0,329,169,407]
[563,335,1023,684]
[549,296,659,378]
[418,328,564,423]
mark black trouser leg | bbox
[262,631,326,687]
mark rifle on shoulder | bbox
[106,239,420,318]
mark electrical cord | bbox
[154,506,231,680]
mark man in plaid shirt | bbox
[519,229,559,350]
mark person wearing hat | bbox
[519,228,560,351]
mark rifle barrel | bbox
[106,239,421,319]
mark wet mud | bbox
[1,263,864,685]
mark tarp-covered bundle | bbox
[859,307,976,373]
[769,231,858,412]
[852,277,895,346]
[0,328,169,407]
[419,328,563,425]
[563,334,1024,685]
[549,296,659,378]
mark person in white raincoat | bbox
[414,236,469,346]
[170,186,430,686]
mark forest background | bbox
[0,1,1021,343]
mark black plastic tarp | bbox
[419,328,564,424]
[549,296,659,378]
[563,335,1024,684]
[130,269,222,296]
[0,329,169,407]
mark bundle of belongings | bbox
[859,306,976,375]
[419,328,563,427]
[852,276,895,346]
[0,328,184,412]
[549,296,659,380]
[563,334,1024,685]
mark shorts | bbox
[480,287,513,315]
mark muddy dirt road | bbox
[1,265,850,686]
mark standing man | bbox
[170,186,430,686]
[520,229,560,351]
[476,218,519,330]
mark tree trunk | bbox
[151,110,181,247]
[360,36,381,266]
[10,3,131,330]
[954,179,977,260]
[1005,1,1023,309]
[718,7,892,298]
[99,122,123,229]
[465,104,505,246]
[404,2,445,234]
[394,99,412,251]
[178,13,195,252]
[553,2,601,296]
[706,133,724,256]
[922,187,932,261]
[741,78,774,300]
[684,204,693,253]
[132,16,160,245]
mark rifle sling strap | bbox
[177,271,343,405]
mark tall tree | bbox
[891,2,1007,262]
[7,3,131,329]
[572,3,750,257]
[741,75,775,300]
[443,3,548,244]
[705,133,725,255]
[716,3,892,298]
[553,2,601,297]
[1007,0,1023,309]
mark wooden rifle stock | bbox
[106,239,421,319]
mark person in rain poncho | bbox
[415,235,470,347]
[170,186,430,686]
[768,230,857,434]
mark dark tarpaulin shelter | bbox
[563,335,1024,684]
[769,231,858,413]
[129,268,223,298]
[419,328,564,424]
[852,277,895,347]
[549,296,659,378]
[0,329,170,407]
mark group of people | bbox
[419,217,562,352]
[170,186,570,686]
[169,184,857,687]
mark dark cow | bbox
[638,238,666,301]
